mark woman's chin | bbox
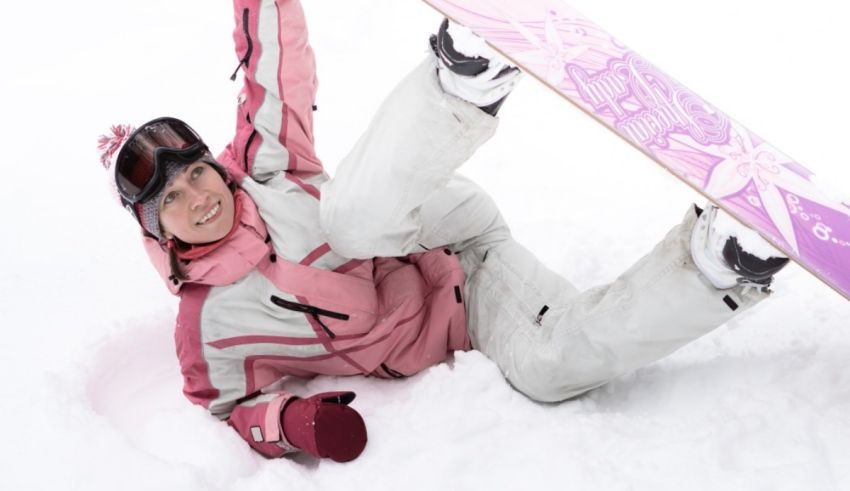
[175,217,235,245]
[195,224,233,244]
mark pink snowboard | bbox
[424,0,850,300]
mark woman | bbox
[98,0,787,463]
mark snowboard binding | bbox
[430,18,521,116]
[691,205,790,292]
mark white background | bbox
[2,1,849,489]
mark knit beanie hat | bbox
[135,159,188,239]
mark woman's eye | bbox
[191,166,204,179]
[164,191,178,205]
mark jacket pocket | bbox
[270,295,349,340]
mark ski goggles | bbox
[115,117,210,205]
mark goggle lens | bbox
[115,118,206,203]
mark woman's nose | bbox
[186,188,206,210]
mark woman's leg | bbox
[320,56,499,259]
[321,54,770,403]
[460,206,770,402]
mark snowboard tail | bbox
[422,0,850,300]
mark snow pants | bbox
[320,57,769,402]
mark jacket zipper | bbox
[270,295,349,340]
[230,8,254,80]
[243,129,258,170]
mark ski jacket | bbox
[141,0,474,458]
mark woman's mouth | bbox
[197,202,221,225]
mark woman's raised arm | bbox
[223,0,322,180]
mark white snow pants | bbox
[320,57,769,402]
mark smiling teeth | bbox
[198,203,220,224]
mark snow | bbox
[3,0,850,489]
[445,20,506,65]
[712,208,784,260]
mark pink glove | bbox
[281,391,367,462]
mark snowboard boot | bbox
[690,204,790,291]
[430,18,522,116]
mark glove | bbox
[281,391,367,462]
[430,18,522,114]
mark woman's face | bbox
[158,161,235,244]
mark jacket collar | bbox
[143,189,270,295]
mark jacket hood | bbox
[143,188,270,295]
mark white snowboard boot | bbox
[430,18,522,115]
[690,204,790,291]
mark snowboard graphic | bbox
[423,0,850,301]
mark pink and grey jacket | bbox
[141,0,471,458]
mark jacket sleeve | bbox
[225,392,300,458]
[178,355,302,458]
[175,284,301,459]
[226,0,322,181]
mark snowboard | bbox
[422,0,850,301]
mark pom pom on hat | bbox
[98,124,137,212]
[98,124,135,170]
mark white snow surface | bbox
[3,1,850,490]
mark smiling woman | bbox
[95,0,791,468]
[98,117,240,282]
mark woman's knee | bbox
[319,195,375,258]
[320,189,420,259]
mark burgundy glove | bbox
[281,391,367,462]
